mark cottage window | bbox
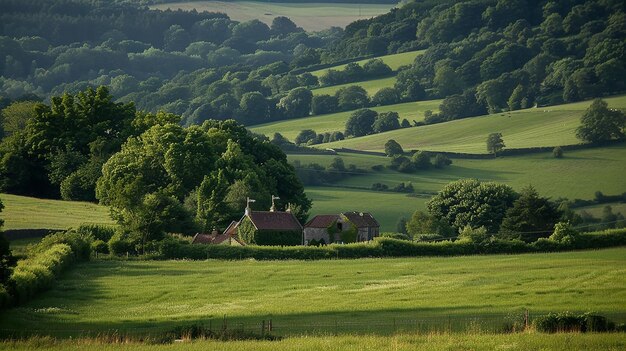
[337,222,342,231]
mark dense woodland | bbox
[1,0,625,134]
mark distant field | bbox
[577,202,626,217]
[306,186,428,228]
[250,99,441,140]
[320,95,626,153]
[150,1,395,31]
[2,248,625,337]
[0,193,114,230]
[310,50,425,77]
[3,333,626,351]
[312,76,396,96]
[291,145,626,229]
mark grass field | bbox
[310,50,425,77]
[0,193,114,231]
[249,99,442,140]
[306,186,428,229]
[318,95,626,153]
[577,203,626,217]
[1,248,625,338]
[311,76,397,96]
[3,333,626,351]
[8,237,40,257]
[150,1,394,31]
[290,145,626,230]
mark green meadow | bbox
[1,248,625,338]
[250,99,442,140]
[312,76,397,96]
[319,95,626,153]
[291,145,626,230]
[310,50,425,77]
[3,333,626,351]
[0,193,114,231]
[150,1,394,32]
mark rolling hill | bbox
[149,1,396,31]
[250,99,441,140]
[317,95,626,153]
[291,145,626,229]
[309,49,425,77]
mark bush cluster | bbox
[1,230,92,308]
[534,312,616,333]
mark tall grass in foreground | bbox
[3,332,626,351]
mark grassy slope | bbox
[0,193,114,230]
[310,50,425,77]
[290,145,626,230]
[3,333,626,351]
[1,248,625,337]
[150,1,394,31]
[311,76,397,96]
[249,99,442,140]
[319,95,626,153]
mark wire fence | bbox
[2,311,625,339]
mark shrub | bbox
[33,230,92,261]
[10,244,74,304]
[380,232,410,240]
[549,222,579,244]
[534,312,615,333]
[91,240,109,254]
[77,224,116,242]
[553,146,563,158]
[108,231,137,256]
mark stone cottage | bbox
[235,200,303,246]
[303,212,380,245]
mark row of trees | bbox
[318,59,393,86]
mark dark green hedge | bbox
[152,229,626,260]
[534,312,616,333]
[1,230,92,308]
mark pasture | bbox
[309,49,425,77]
[311,76,396,96]
[249,99,442,140]
[291,145,626,230]
[0,193,114,231]
[1,248,625,338]
[149,1,395,31]
[319,95,626,153]
[3,333,626,351]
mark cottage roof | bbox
[247,211,303,231]
[304,215,340,228]
[191,233,214,244]
[342,212,380,228]
[223,221,239,236]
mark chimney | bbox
[285,203,292,213]
[245,197,256,216]
[270,195,280,212]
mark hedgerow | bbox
[148,229,626,261]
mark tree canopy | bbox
[576,99,626,143]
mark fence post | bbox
[269,319,273,332]
[223,314,227,330]
[262,320,265,335]
[334,318,338,336]
[393,317,396,332]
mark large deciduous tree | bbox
[576,99,626,143]
[96,119,311,239]
[427,179,518,233]
[345,108,377,137]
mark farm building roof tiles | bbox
[342,212,380,228]
[248,211,303,231]
[304,215,340,228]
